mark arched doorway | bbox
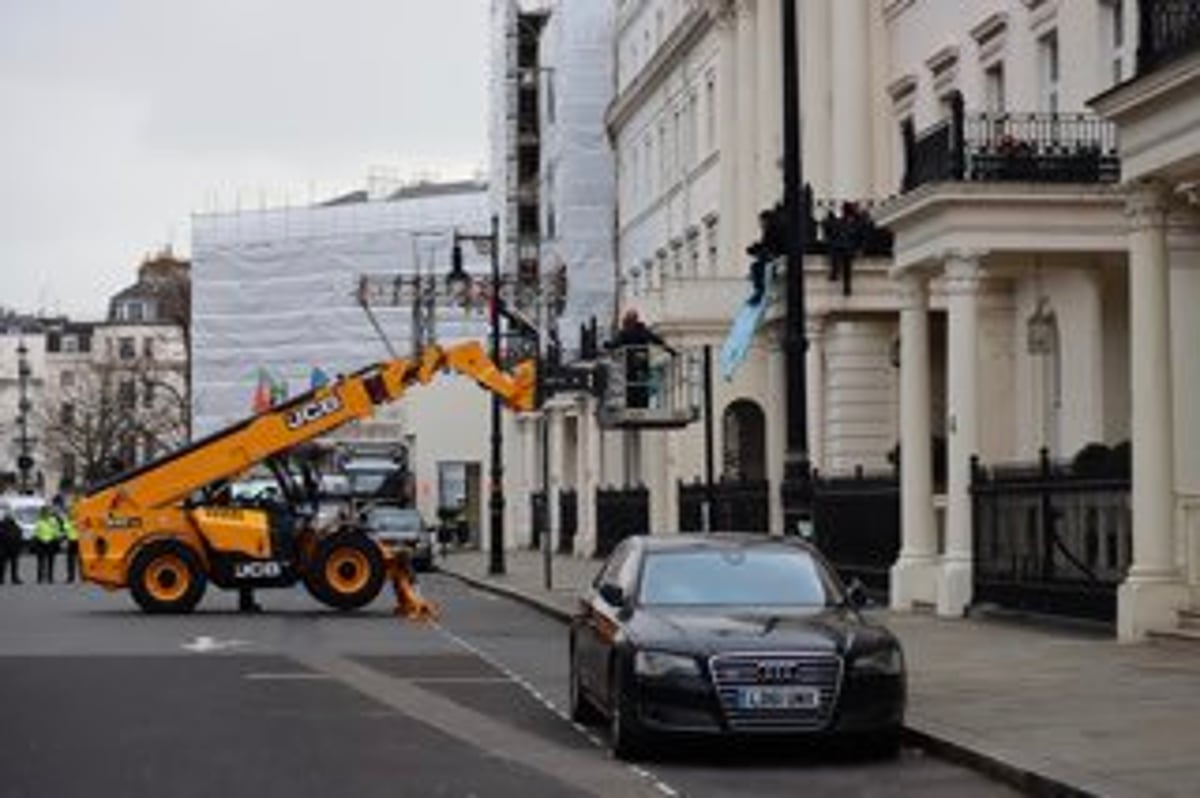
[722,399,766,481]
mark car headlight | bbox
[851,647,904,676]
[634,650,701,678]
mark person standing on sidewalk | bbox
[32,506,61,584]
[58,507,79,583]
[0,508,23,585]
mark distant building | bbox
[190,180,495,540]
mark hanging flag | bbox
[719,299,768,382]
[252,368,272,413]
[270,377,289,406]
[310,367,330,390]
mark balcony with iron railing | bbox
[1137,0,1200,75]
[901,92,1120,194]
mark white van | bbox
[0,495,47,545]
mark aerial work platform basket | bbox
[596,344,701,430]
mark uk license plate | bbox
[739,686,820,710]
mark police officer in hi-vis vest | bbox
[33,506,62,584]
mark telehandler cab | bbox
[71,342,535,617]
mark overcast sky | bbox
[0,0,489,319]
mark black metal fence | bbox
[530,490,546,550]
[972,451,1131,623]
[1138,0,1200,74]
[558,489,577,555]
[902,91,1119,192]
[678,479,771,533]
[529,489,578,554]
[811,468,900,599]
[596,485,649,558]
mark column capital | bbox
[897,272,929,311]
[942,251,984,296]
[1126,179,1172,232]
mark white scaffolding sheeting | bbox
[539,0,617,350]
[190,186,491,437]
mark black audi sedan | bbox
[568,534,905,760]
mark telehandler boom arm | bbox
[74,341,535,523]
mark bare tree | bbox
[38,351,188,491]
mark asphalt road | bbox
[0,565,1016,797]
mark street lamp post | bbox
[452,216,506,576]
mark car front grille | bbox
[708,651,842,731]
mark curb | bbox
[438,564,1093,798]
[438,564,574,624]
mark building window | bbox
[62,334,78,353]
[706,221,719,275]
[688,234,700,276]
[705,72,717,153]
[1039,31,1059,113]
[686,91,698,169]
[984,63,1006,113]
[1101,0,1126,84]
[118,337,136,360]
[60,370,74,389]
[60,402,74,427]
[119,301,145,323]
[118,379,136,409]
[143,337,155,360]
[142,378,156,408]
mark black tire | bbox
[128,539,207,615]
[568,641,603,725]
[609,667,649,761]
[305,532,386,611]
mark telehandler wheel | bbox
[306,533,386,611]
[129,540,207,615]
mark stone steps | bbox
[1146,609,1200,642]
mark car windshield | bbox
[638,547,840,607]
[368,509,422,534]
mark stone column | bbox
[756,0,781,205]
[891,273,938,609]
[830,0,871,199]
[521,412,541,549]
[716,4,739,275]
[805,316,827,473]
[736,0,759,252]
[940,251,983,618]
[800,0,832,195]
[766,330,786,535]
[575,396,596,558]
[1120,180,1186,641]
[548,406,565,552]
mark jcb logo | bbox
[234,561,283,579]
[284,394,342,430]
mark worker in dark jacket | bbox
[0,508,23,585]
[607,310,675,409]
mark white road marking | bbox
[435,623,686,798]
[243,672,333,681]
[181,635,251,653]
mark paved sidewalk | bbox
[437,548,1200,798]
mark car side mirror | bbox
[845,579,869,610]
[598,583,625,609]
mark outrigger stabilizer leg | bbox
[386,552,439,622]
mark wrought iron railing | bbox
[810,467,900,600]
[678,478,770,533]
[1138,0,1200,75]
[901,92,1120,192]
[972,450,1131,623]
[558,488,577,555]
[595,485,649,558]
